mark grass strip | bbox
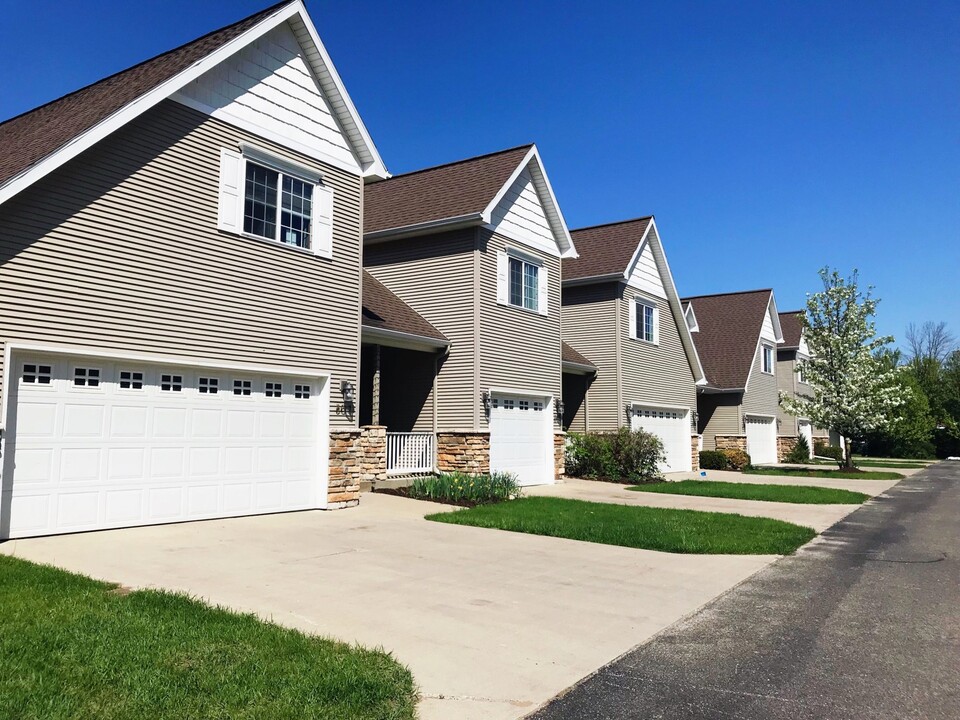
[0,555,417,720]
[744,467,903,481]
[426,496,816,555]
[629,480,869,505]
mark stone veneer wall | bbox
[691,435,701,472]
[777,435,799,462]
[554,432,566,478]
[715,435,748,453]
[437,432,490,474]
[328,425,387,508]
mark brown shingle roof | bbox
[681,289,774,390]
[562,342,596,369]
[362,271,447,343]
[364,145,532,235]
[0,1,291,191]
[563,217,653,281]
[779,311,803,349]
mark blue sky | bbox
[1,1,957,345]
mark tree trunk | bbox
[843,437,855,469]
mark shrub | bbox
[784,434,811,464]
[566,427,666,483]
[721,448,752,470]
[407,471,520,505]
[699,450,730,470]
[814,442,844,462]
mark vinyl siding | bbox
[619,287,696,425]
[364,229,476,430]
[624,239,666,299]
[776,350,799,434]
[742,341,780,420]
[561,282,620,430]
[359,345,437,433]
[486,168,555,256]
[698,393,742,450]
[0,100,362,427]
[478,229,561,430]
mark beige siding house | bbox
[363,145,576,486]
[777,310,829,457]
[561,217,705,473]
[682,289,786,465]
[0,1,388,538]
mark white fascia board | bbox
[363,213,486,243]
[562,360,597,375]
[482,145,576,258]
[562,273,626,287]
[767,292,785,343]
[641,218,708,385]
[684,303,699,332]
[287,2,388,179]
[361,326,450,352]
[0,2,387,207]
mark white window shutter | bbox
[538,265,548,315]
[313,184,334,257]
[628,299,637,339]
[496,251,509,305]
[653,306,660,344]
[217,149,242,232]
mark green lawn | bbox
[745,467,903,480]
[853,459,930,469]
[0,555,417,720]
[629,480,869,505]
[426,497,816,555]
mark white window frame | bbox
[796,356,808,384]
[761,344,775,374]
[496,248,548,316]
[217,146,334,259]
[629,296,659,345]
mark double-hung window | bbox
[218,146,334,257]
[498,249,547,315]
[762,344,774,374]
[630,298,658,344]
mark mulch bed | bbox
[373,487,481,508]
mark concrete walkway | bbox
[528,474,898,533]
[673,467,907,494]
[0,493,776,720]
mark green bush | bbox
[721,448,752,470]
[566,427,666,483]
[814,441,844,462]
[407,471,520,505]
[784,434,811,464]
[699,450,730,470]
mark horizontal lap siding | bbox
[776,352,799,434]
[478,229,562,431]
[0,100,362,427]
[364,230,476,430]
[742,343,780,420]
[698,393,742,450]
[561,283,619,431]
[619,288,696,424]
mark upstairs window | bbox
[762,344,775,374]
[630,298,659,344]
[218,147,334,257]
[497,250,548,315]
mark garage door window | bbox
[160,374,182,392]
[119,370,144,390]
[73,367,100,387]
[265,382,283,398]
[22,364,52,385]
[295,384,311,399]
[198,377,219,394]
[233,379,252,396]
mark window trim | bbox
[241,159,315,252]
[507,254,541,313]
[629,296,659,345]
[761,343,775,375]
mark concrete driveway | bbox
[1,493,775,720]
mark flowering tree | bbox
[781,268,907,468]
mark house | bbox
[560,217,706,472]
[682,289,786,465]
[777,310,829,458]
[0,1,388,538]
[363,145,577,486]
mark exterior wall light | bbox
[339,379,355,416]
[555,399,565,425]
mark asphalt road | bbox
[529,462,960,720]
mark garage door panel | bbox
[2,351,326,538]
[630,406,692,473]
[745,417,777,465]
[488,392,553,487]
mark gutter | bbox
[562,360,597,375]
[561,273,626,288]
[363,213,486,243]
[361,325,450,352]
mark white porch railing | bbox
[386,432,435,475]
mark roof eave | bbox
[363,212,486,243]
[562,360,597,375]
[561,272,627,287]
[361,325,449,352]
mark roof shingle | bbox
[0,1,291,191]
[681,289,774,390]
[363,145,532,235]
[778,311,803,349]
[563,217,653,282]
[362,271,447,343]
[561,342,596,369]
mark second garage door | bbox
[630,405,692,473]
[1,350,328,539]
[745,415,777,465]
[488,392,554,486]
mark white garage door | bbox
[1,351,327,539]
[488,392,553,486]
[798,420,814,459]
[630,406,692,473]
[745,416,777,465]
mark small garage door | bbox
[798,420,814,459]
[745,416,777,465]
[488,392,553,486]
[1,351,327,539]
[630,406,692,473]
